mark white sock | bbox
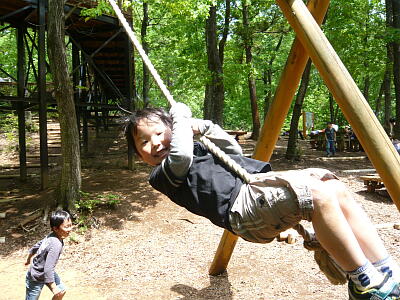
[373,256,400,282]
[347,261,385,291]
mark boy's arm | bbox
[191,119,243,155]
[43,240,63,287]
[165,103,194,178]
[24,252,36,266]
[24,239,42,265]
[165,103,243,180]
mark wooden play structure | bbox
[0,0,135,188]
[106,0,400,276]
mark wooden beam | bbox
[276,0,400,212]
[208,0,330,276]
[38,0,48,190]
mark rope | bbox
[199,136,252,183]
[107,0,176,106]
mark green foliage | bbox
[0,114,18,151]
[76,190,121,214]
[80,0,114,20]
[74,191,121,232]
[0,0,395,134]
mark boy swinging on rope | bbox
[124,102,400,300]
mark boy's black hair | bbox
[123,107,173,157]
[50,210,71,228]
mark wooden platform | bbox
[359,174,384,192]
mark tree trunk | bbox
[329,93,334,122]
[375,79,385,119]
[362,6,371,103]
[242,1,260,140]
[263,34,284,118]
[385,0,394,134]
[142,2,150,107]
[286,59,312,160]
[204,5,228,125]
[393,0,400,139]
[47,0,81,212]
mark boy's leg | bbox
[310,178,400,297]
[51,272,66,300]
[25,272,44,300]
[310,179,370,271]
[326,140,331,156]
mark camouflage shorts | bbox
[229,168,337,243]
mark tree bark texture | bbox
[392,0,400,139]
[286,59,312,160]
[48,0,81,212]
[242,1,260,140]
[263,34,284,118]
[204,5,227,125]
[142,2,150,107]
[384,0,394,134]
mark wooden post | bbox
[38,0,48,190]
[208,0,330,276]
[17,26,27,182]
[276,0,400,212]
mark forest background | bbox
[1,0,398,134]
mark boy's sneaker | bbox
[348,274,400,299]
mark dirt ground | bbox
[0,127,399,300]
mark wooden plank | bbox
[342,169,376,174]
[319,156,367,161]
[0,163,57,169]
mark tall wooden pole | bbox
[17,26,27,182]
[276,0,400,212]
[208,0,330,276]
[38,0,48,190]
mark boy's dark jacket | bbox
[150,142,271,232]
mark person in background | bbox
[25,210,72,300]
[325,122,336,157]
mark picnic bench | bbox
[359,174,384,192]
[225,130,248,141]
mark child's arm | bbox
[165,103,242,179]
[165,103,195,178]
[191,119,243,155]
[24,239,42,265]
[24,252,36,266]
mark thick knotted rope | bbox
[201,135,347,285]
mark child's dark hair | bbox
[123,107,173,156]
[50,210,71,228]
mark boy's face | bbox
[53,218,72,240]
[133,118,172,166]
